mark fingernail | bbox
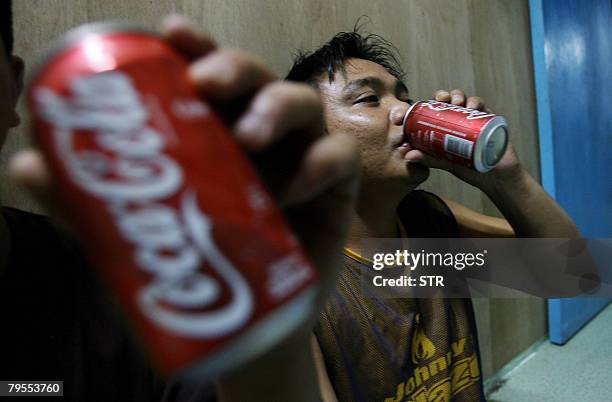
[284,163,339,205]
[9,150,48,184]
[162,14,193,32]
[10,151,37,173]
[235,113,262,135]
[235,114,272,149]
[188,58,226,82]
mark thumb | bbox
[9,149,74,233]
[404,149,454,172]
[9,149,55,207]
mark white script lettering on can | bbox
[34,72,254,338]
[425,100,495,120]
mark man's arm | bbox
[442,197,514,237]
[409,89,580,239]
[311,334,339,402]
[12,15,360,402]
[442,166,581,239]
[480,168,580,238]
[411,90,597,297]
[216,334,339,402]
[216,333,321,402]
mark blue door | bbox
[529,0,612,344]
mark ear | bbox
[8,55,24,128]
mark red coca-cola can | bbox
[402,100,508,172]
[28,23,318,378]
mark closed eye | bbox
[354,95,380,104]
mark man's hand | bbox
[10,14,360,401]
[404,89,579,240]
[404,89,524,194]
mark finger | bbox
[189,49,277,102]
[10,149,53,202]
[404,149,454,172]
[9,149,70,228]
[450,89,466,106]
[466,96,485,111]
[234,82,323,151]
[282,132,360,206]
[434,90,451,102]
[281,133,360,299]
[161,14,217,60]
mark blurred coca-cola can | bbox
[28,22,318,378]
[403,100,508,172]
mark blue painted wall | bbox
[529,0,612,344]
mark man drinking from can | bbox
[285,29,581,402]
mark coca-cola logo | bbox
[424,100,495,120]
[34,71,254,338]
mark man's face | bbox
[317,58,429,189]
[0,43,23,149]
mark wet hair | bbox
[0,0,13,55]
[286,19,405,87]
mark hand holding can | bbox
[24,19,359,380]
[402,100,508,173]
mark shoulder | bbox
[2,206,50,227]
[397,190,460,237]
[1,207,87,279]
[3,206,82,252]
[0,208,169,400]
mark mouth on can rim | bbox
[401,100,423,134]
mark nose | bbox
[390,100,409,126]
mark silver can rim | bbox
[401,100,425,133]
[28,21,156,92]
[474,116,509,173]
